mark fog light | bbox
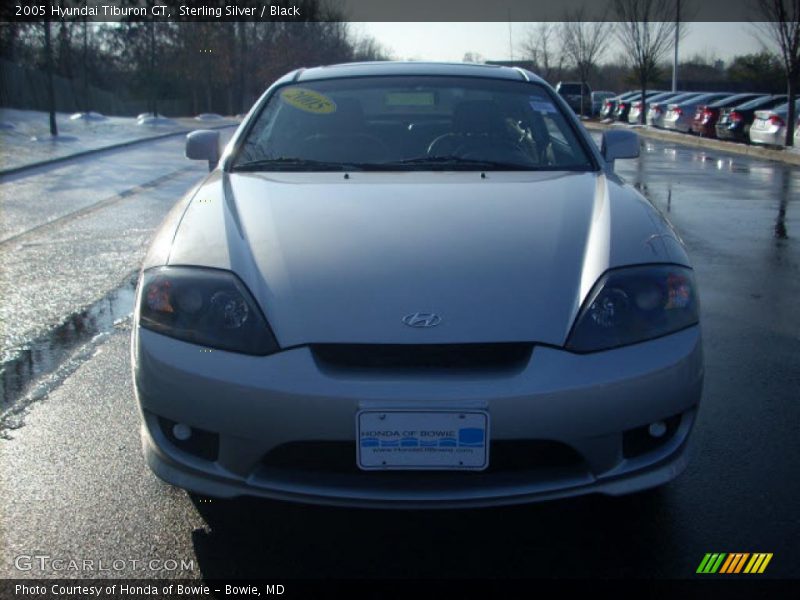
[623,415,682,458]
[648,421,667,438]
[172,423,192,441]
[157,416,219,461]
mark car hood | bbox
[165,170,688,347]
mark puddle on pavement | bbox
[0,274,138,421]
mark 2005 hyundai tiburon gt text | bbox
[132,62,703,508]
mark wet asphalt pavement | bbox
[0,135,798,581]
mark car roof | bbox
[673,92,731,105]
[648,91,682,101]
[295,61,544,84]
[647,92,700,107]
[617,90,664,102]
[733,95,787,111]
[708,93,765,108]
[768,98,800,114]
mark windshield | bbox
[770,99,800,114]
[557,83,589,95]
[709,94,758,108]
[232,76,594,172]
[664,93,703,105]
[735,96,785,111]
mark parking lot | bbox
[0,127,797,581]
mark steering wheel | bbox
[454,136,536,166]
[426,133,463,157]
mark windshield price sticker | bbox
[281,88,337,114]
[529,98,557,113]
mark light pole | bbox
[672,0,681,92]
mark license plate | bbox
[754,120,766,129]
[356,410,489,470]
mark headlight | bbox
[138,266,279,355]
[566,264,699,353]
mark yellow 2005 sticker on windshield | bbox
[280,88,337,114]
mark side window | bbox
[527,96,570,146]
[542,114,569,146]
[237,101,281,162]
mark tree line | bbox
[0,0,389,125]
[1,0,797,145]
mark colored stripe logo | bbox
[697,553,773,574]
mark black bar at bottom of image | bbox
[1,578,799,600]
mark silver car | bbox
[628,91,683,125]
[750,100,800,146]
[132,62,703,508]
[591,91,616,116]
[663,92,732,132]
[647,92,704,128]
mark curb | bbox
[0,122,237,179]
[0,166,194,249]
[584,121,800,167]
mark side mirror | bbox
[185,130,220,171]
[601,130,640,169]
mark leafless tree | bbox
[352,36,391,62]
[614,0,678,124]
[2,2,395,118]
[561,9,611,116]
[753,0,800,146]
[519,22,564,84]
[43,20,57,136]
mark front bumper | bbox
[132,326,704,508]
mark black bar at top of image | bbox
[1,0,782,23]
[2,579,800,600]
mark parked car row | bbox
[600,89,800,147]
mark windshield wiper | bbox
[381,155,537,170]
[232,157,370,172]
[232,155,540,173]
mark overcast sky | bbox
[357,22,768,64]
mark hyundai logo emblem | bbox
[402,312,441,328]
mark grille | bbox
[311,343,533,372]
